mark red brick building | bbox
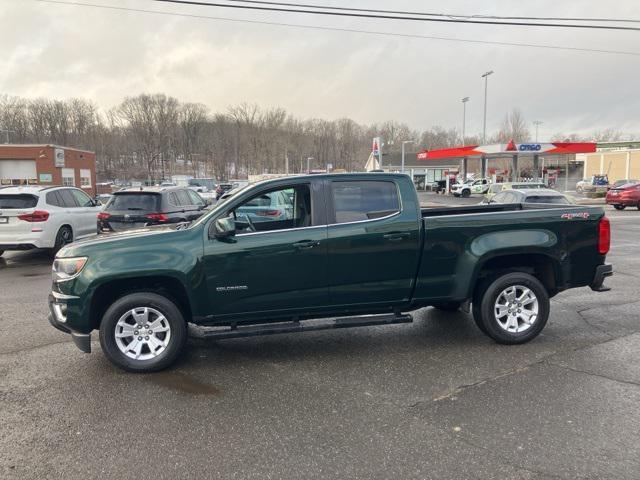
[0,144,96,196]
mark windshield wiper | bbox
[126,207,145,210]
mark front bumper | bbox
[48,292,91,353]
[590,264,613,292]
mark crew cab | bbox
[48,174,613,372]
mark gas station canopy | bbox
[417,141,597,160]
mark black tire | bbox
[613,204,626,210]
[99,292,187,373]
[461,189,471,198]
[432,302,462,312]
[51,225,73,256]
[477,272,549,344]
[0,250,4,257]
[637,202,640,211]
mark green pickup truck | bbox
[48,173,613,372]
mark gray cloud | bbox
[1,0,639,139]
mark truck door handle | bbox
[293,240,320,250]
[383,232,411,242]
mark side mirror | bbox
[211,216,236,239]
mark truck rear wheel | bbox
[613,204,625,210]
[99,292,187,373]
[476,273,549,344]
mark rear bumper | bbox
[0,243,38,251]
[48,292,92,353]
[606,198,637,206]
[0,230,52,249]
[590,264,613,292]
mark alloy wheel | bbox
[114,307,171,360]
[493,285,539,333]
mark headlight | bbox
[52,257,88,282]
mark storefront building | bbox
[0,144,96,196]
[578,142,640,182]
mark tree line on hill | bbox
[0,93,629,182]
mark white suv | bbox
[0,186,102,257]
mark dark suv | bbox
[98,186,207,232]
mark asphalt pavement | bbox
[1,203,639,479]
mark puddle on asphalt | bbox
[147,371,221,396]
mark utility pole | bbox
[461,97,469,145]
[307,157,314,174]
[481,70,494,144]
[533,121,543,142]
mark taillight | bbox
[598,217,610,255]
[97,212,111,221]
[18,210,49,222]
[255,209,280,217]
[145,213,169,222]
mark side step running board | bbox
[188,313,413,340]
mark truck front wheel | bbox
[99,292,187,373]
[461,189,471,198]
[476,273,549,344]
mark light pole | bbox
[306,156,314,173]
[461,97,469,145]
[401,140,415,174]
[533,120,543,142]
[481,70,494,144]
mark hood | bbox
[57,223,185,258]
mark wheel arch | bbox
[469,252,562,300]
[89,275,193,330]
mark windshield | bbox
[0,194,38,209]
[107,193,161,211]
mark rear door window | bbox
[58,189,79,208]
[176,190,191,206]
[0,194,38,209]
[331,181,400,224]
[107,193,160,212]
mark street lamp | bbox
[533,120,543,142]
[401,140,415,173]
[481,70,494,144]
[461,97,469,145]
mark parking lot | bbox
[1,200,639,479]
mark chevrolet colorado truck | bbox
[48,173,613,372]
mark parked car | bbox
[608,179,639,191]
[97,186,207,233]
[0,185,101,257]
[48,173,612,372]
[95,194,113,206]
[451,178,491,197]
[605,182,640,210]
[188,178,216,193]
[235,188,294,222]
[484,182,548,202]
[215,183,234,200]
[486,188,574,205]
[576,175,609,194]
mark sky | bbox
[1,0,640,140]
